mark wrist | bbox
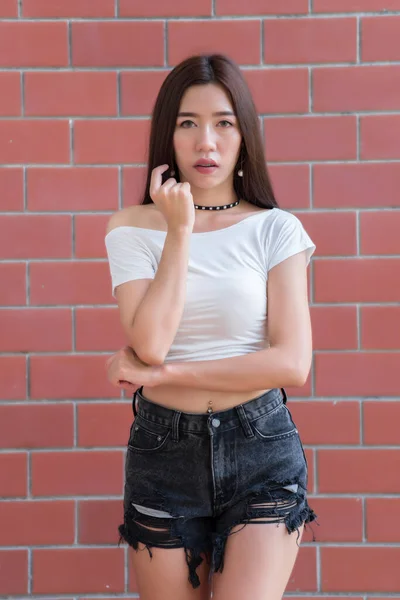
[154,362,180,386]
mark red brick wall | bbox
[1,0,400,596]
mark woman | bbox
[105,54,317,600]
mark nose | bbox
[195,125,217,153]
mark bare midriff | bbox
[140,384,273,414]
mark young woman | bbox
[105,54,317,600]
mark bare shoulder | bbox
[106,204,161,235]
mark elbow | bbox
[289,357,312,387]
[132,343,166,366]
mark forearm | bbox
[158,346,309,392]
[132,228,191,365]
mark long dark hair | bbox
[141,54,279,210]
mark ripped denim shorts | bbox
[118,386,316,589]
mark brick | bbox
[287,376,312,399]
[321,547,400,592]
[366,498,400,542]
[0,263,26,306]
[0,356,26,400]
[0,501,74,545]
[302,498,363,543]
[33,548,124,594]
[25,72,117,117]
[0,168,23,211]
[120,0,212,16]
[31,451,123,496]
[72,22,164,67]
[168,20,261,66]
[23,0,115,17]
[79,499,122,544]
[0,121,69,164]
[27,167,119,211]
[75,214,109,258]
[315,353,400,396]
[314,163,400,208]
[361,115,400,159]
[286,547,317,592]
[264,116,356,162]
[0,22,68,67]
[361,307,400,351]
[217,0,308,14]
[122,166,147,207]
[264,18,356,64]
[75,307,126,351]
[0,73,20,116]
[0,308,71,352]
[364,401,400,445]
[318,449,400,493]
[74,120,150,164]
[362,16,400,61]
[299,210,356,256]
[311,306,358,350]
[78,402,132,447]
[0,215,71,259]
[30,355,119,399]
[314,0,400,10]
[29,261,112,305]
[121,70,169,116]
[0,550,27,595]
[0,454,27,497]
[361,211,400,255]
[290,401,360,445]
[0,404,73,448]
[0,0,17,16]
[314,66,400,112]
[268,165,310,209]
[314,259,400,302]
[243,68,309,114]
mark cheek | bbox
[173,131,189,159]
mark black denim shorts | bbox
[118,386,316,589]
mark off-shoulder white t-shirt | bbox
[105,207,316,363]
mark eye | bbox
[179,120,196,128]
[218,120,234,127]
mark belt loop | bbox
[132,389,139,417]
[235,405,255,438]
[171,410,181,442]
[281,388,288,404]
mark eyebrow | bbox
[177,111,235,117]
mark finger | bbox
[160,177,178,194]
[149,164,169,198]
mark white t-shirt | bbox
[105,207,316,363]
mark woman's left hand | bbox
[105,346,162,392]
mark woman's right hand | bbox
[149,164,195,233]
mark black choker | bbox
[194,200,240,211]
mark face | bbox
[173,83,242,190]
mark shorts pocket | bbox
[128,416,171,453]
[251,404,298,442]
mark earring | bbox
[170,169,175,176]
[238,169,243,177]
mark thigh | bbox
[211,522,303,600]
[131,544,211,600]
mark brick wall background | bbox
[1,0,400,597]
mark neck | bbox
[189,180,238,209]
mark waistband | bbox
[132,387,287,435]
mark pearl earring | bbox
[170,169,175,176]
[238,169,243,177]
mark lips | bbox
[194,159,218,167]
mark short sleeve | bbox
[267,212,316,272]
[105,227,156,297]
